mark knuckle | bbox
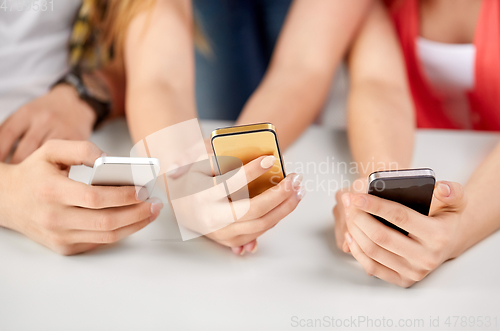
[363,262,377,277]
[78,141,98,158]
[277,186,290,201]
[389,208,409,227]
[49,233,68,248]
[83,189,100,208]
[400,278,416,288]
[410,269,427,282]
[451,182,466,200]
[371,229,389,246]
[284,197,299,213]
[54,245,75,256]
[421,253,440,271]
[96,214,115,231]
[39,212,57,230]
[362,242,378,259]
[35,182,54,202]
[41,139,58,153]
[100,231,119,244]
[40,110,55,123]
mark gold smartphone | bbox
[211,123,286,198]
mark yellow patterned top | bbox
[69,0,111,71]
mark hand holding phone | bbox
[211,123,286,198]
[340,170,467,287]
[368,168,435,235]
[0,141,163,256]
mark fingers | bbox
[346,222,425,282]
[231,246,245,255]
[431,181,467,214]
[52,243,102,256]
[243,240,258,253]
[229,187,303,235]
[346,201,425,259]
[213,155,277,199]
[347,192,428,237]
[333,192,350,252]
[69,217,155,244]
[345,232,413,288]
[53,177,144,209]
[230,240,259,255]
[11,126,48,164]
[65,198,163,231]
[39,140,103,167]
[234,173,302,222]
[0,112,29,161]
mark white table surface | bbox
[1,119,499,331]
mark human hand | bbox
[339,181,467,287]
[333,179,367,253]
[167,154,305,255]
[0,85,96,164]
[0,140,163,255]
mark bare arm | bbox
[452,143,500,257]
[124,0,196,143]
[236,0,372,150]
[347,0,415,177]
[338,1,500,285]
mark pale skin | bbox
[334,0,500,287]
[123,0,372,254]
[0,140,164,255]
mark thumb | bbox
[431,181,467,214]
[40,140,103,167]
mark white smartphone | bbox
[89,156,161,198]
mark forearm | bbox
[347,81,415,178]
[126,82,196,143]
[236,67,331,150]
[452,142,500,257]
[123,0,195,143]
[236,0,372,151]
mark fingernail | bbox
[240,248,246,256]
[260,155,276,169]
[100,152,108,158]
[166,163,179,175]
[437,182,451,197]
[353,196,366,208]
[147,197,164,214]
[296,186,306,200]
[136,187,148,201]
[250,242,258,253]
[345,232,353,244]
[342,193,350,207]
[292,174,303,189]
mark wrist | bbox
[448,209,473,260]
[0,163,15,229]
[52,84,97,128]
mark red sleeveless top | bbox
[387,0,500,130]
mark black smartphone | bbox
[367,168,436,235]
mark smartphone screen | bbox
[368,169,435,235]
